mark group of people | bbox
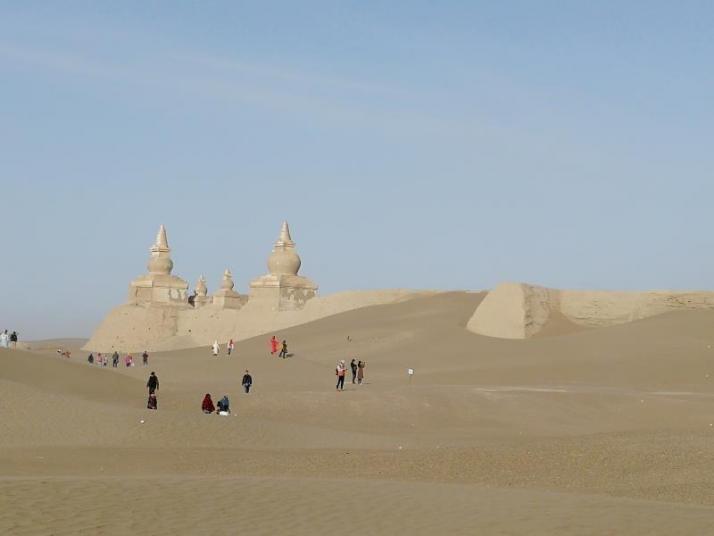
[88,350,149,367]
[269,336,289,358]
[211,339,236,357]
[201,393,231,415]
[0,330,18,348]
[335,359,366,391]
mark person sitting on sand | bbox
[217,395,230,414]
[202,393,215,414]
[147,392,157,410]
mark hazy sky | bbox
[1,2,713,340]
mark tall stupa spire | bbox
[152,224,170,253]
[275,221,295,249]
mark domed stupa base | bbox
[249,221,318,311]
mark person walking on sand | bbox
[212,340,220,357]
[336,360,346,391]
[357,360,365,385]
[112,351,119,368]
[279,340,288,359]
[146,371,159,395]
[227,339,235,356]
[270,335,279,356]
[242,370,253,394]
[10,331,18,348]
[142,350,149,366]
[350,358,358,384]
[202,393,215,414]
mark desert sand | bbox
[3,291,714,534]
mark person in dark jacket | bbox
[146,372,159,394]
[242,370,253,394]
[10,331,18,348]
[279,340,288,359]
[217,395,230,414]
[350,358,358,384]
[87,353,94,365]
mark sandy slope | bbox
[2,292,714,534]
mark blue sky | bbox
[1,1,712,339]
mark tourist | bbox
[97,353,103,366]
[112,351,119,368]
[212,340,219,357]
[357,360,365,384]
[147,392,158,410]
[242,370,253,394]
[146,371,159,394]
[125,354,134,367]
[10,331,18,348]
[335,360,346,391]
[279,340,288,359]
[87,353,94,365]
[227,339,235,356]
[217,395,230,414]
[201,393,215,414]
[350,358,358,384]
[142,350,149,366]
[270,335,279,355]
[0,330,9,348]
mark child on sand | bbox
[336,360,346,391]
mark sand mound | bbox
[85,289,433,352]
[468,282,714,339]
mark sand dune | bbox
[3,292,714,534]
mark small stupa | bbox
[193,275,210,308]
[212,269,244,309]
[249,221,318,310]
[128,225,189,306]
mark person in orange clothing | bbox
[270,335,279,355]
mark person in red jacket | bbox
[270,335,279,355]
[201,394,215,414]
